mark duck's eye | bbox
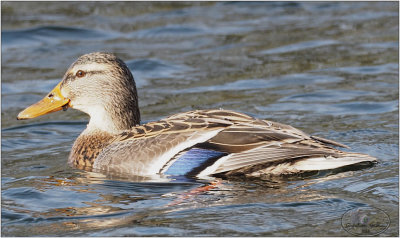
[76,70,86,78]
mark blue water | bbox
[1,2,398,236]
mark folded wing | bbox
[93,109,377,177]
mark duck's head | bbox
[17,52,140,133]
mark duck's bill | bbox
[17,82,70,120]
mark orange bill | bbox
[17,81,70,120]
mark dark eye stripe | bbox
[62,70,105,87]
[89,70,104,75]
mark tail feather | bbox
[243,152,377,176]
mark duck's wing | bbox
[93,109,376,177]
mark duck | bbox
[17,52,377,178]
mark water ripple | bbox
[130,25,205,39]
[126,58,192,87]
[257,100,398,115]
[259,40,338,55]
[321,63,398,75]
[170,73,344,94]
[279,90,377,103]
[2,26,118,50]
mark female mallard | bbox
[17,52,377,178]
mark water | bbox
[1,2,398,236]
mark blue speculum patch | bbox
[164,148,227,176]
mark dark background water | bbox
[1,2,399,236]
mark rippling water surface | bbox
[1,2,398,236]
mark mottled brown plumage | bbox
[17,52,377,178]
[70,130,114,170]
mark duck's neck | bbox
[84,97,140,134]
[84,106,138,134]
